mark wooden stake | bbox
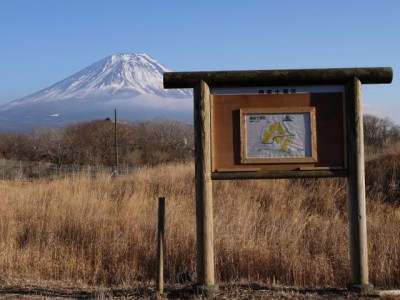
[157,197,165,295]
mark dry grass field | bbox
[0,142,399,299]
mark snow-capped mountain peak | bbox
[4,53,191,108]
[0,53,193,132]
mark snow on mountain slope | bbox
[0,53,193,131]
[1,53,191,110]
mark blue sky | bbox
[0,0,399,122]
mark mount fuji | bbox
[0,53,193,132]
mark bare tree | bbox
[364,114,400,147]
[0,132,38,161]
[34,127,71,164]
[132,119,193,165]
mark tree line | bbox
[0,114,399,167]
[0,119,194,167]
[363,114,400,147]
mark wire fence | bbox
[0,159,135,180]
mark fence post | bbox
[157,197,165,295]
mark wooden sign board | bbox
[211,86,346,175]
[164,67,393,293]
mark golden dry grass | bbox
[0,151,399,291]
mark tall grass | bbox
[0,153,399,289]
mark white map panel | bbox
[245,113,311,159]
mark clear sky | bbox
[0,0,399,122]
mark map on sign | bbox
[243,110,314,161]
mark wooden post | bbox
[157,197,165,295]
[346,78,373,292]
[193,81,219,297]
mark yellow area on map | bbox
[262,122,291,152]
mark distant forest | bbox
[0,114,399,167]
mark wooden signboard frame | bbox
[210,89,346,178]
[163,67,393,296]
